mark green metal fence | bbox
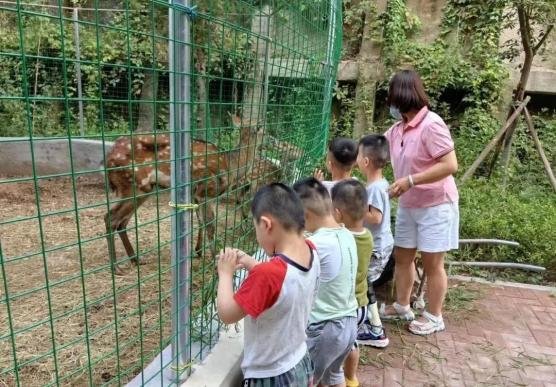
[0,0,342,385]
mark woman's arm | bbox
[389,150,458,198]
[413,150,458,185]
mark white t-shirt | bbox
[234,242,320,378]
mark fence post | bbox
[169,0,192,382]
[72,8,85,137]
[321,0,339,151]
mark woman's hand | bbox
[388,177,411,198]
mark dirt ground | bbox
[0,175,249,386]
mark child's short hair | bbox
[358,134,389,169]
[292,177,333,217]
[329,138,358,170]
[251,183,305,232]
[331,180,368,221]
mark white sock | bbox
[368,302,382,327]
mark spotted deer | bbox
[104,114,263,274]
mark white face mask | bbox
[389,106,402,120]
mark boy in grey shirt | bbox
[355,134,394,346]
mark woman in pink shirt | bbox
[380,69,459,335]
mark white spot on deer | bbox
[145,157,152,163]
[154,168,170,187]
[141,177,150,187]
[136,143,143,151]
[134,167,139,172]
[127,143,132,150]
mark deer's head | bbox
[228,112,266,152]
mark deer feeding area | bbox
[0,172,252,386]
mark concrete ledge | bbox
[0,138,113,177]
[450,275,556,293]
[183,322,244,387]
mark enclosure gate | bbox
[0,0,342,385]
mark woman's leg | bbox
[421,251,447,316]
[394,247,417,306]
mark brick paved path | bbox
[358,280,556,387]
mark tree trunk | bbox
[195,48,208,131]
[352,0,386,139]
[136,71,158,133]
[498,4,534,178]
[242,6,272,124]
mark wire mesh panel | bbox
[0,0,342,385]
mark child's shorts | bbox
[306,316,357,386]
[368,245,393,283]
[242,352,314,387]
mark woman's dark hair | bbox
[386,69,430,113]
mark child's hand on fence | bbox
[217,248,242,276]
[313,169,324,181]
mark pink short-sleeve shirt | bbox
[385,106,458,208]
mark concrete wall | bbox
[0,138,113,177]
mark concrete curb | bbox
[182,322,244,387]
[450,274,556,292]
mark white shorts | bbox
[394,202,459,253]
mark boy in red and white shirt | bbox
[217,183,320,386]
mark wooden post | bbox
[461,96,531,182]
[523,107,556,192]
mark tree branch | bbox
[517,5,533,56]
[533,25,554,55]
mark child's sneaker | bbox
[408,311,445,335]
[356,323,389,348]
[379,302,415,321]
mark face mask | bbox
[389,106,402,120]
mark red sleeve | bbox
[234,258,287,318]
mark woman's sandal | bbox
[379,302,415,321]
[408,310,445,335]
[345,377,360,387]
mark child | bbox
[293,177,358,387]
[356,134,395,343]
[314,137,358,192]
[217,183,320,386]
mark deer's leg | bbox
[105,195,149,273]
[105,202,127,276]
[118,195,149,265]
[194,195,217,258]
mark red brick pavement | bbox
[358,280,556,387]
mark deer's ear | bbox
[228,112,242,129]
